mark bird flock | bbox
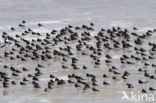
[0,21,156,95]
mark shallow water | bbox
[0,0,156,103]
[0,0,156,27]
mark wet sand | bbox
[0,22,155,103]
[0,0,156,103]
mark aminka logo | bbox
[119,91,155,102]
